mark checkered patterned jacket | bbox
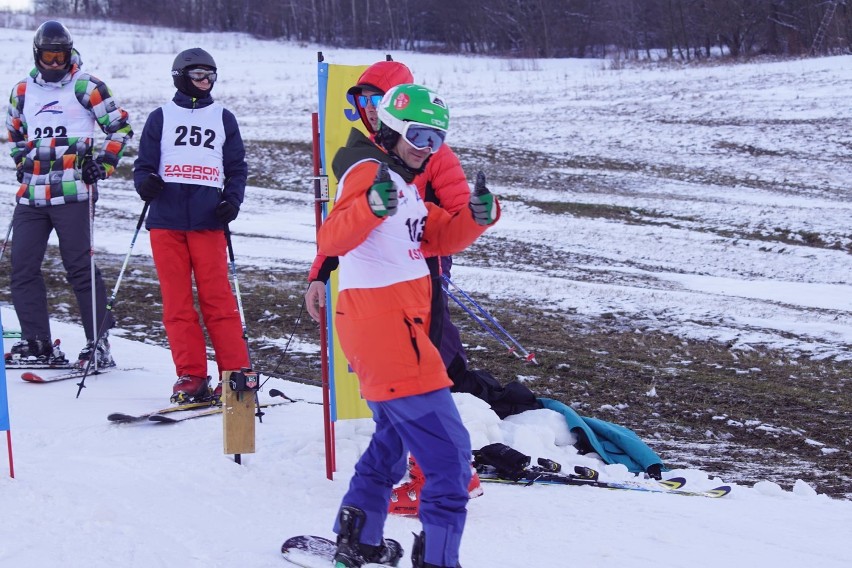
[6,50,133,206]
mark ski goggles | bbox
[357,94,384,108]
[185,68,217,82]
[39,50,69,66]
[401,123,446,154]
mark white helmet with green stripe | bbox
[377,84,449,134]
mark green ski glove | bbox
[366,163,398,218]
[469,170,496,225]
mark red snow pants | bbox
[150,229,248,379]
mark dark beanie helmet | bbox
[172,48,216,98]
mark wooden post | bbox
[222,370,256,457]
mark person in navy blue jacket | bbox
[133,47,248,403]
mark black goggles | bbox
[185,68,217,82]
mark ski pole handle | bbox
[474,170,489,196]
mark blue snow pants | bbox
[335,387,472,567]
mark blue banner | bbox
[0,310,10,431]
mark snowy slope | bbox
[0,15,850,568]
[1,308,851,568]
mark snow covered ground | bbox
[0,15,851,568]
[1,309,850,568]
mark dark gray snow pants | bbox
[10,200,112,345]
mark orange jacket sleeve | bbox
[419,143,469,213]
[317,161,384,257]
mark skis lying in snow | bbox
[21,366,116,383]
[476,464,731,498]
[281,535,396,568]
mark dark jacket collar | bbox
[172,90,215,109]
[332,128,418,184]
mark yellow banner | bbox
[318,62,371,420]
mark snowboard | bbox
[280,535,396,568]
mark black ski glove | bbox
[473,443,530,479]
[15,159,24,183]
[469,170,496,225]
[646,463,663,480]
[81,159,106,184]
[136,173,164,202]
[216,200,239,224]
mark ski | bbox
[147,400,288,424]
[8,361,78,371]
[2,329,22,339]
[22,366,115,384]
[476,464,731,498]
[281,535,395,568]
[148,404,226,423]
[108,400,220,423]
[108,399,291,425]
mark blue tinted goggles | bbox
[358,94,383,107]
[402,124,446,154]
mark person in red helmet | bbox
[304,61,483,516]
[306,60,468,344]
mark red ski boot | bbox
[170,374,211,404]
[389,456,483,516]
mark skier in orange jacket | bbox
[320,84,499,568]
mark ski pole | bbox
[88,183,98,374]
[76,202,149,397]
[442,284,518,356]
[224,224,250,361]
[442,275,537,364]
[0,217,12,263]
[258,298,306,390]
[223,223,266,431]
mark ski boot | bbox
[411,531,461,568]
[389,456,425,516]
[6,338,68,366]
[334,506,403,567]
[77,338,116,369]
[212,379,223,402]
[170,374,211,404]
[389,457,482,516]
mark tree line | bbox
[36,0,852,59]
